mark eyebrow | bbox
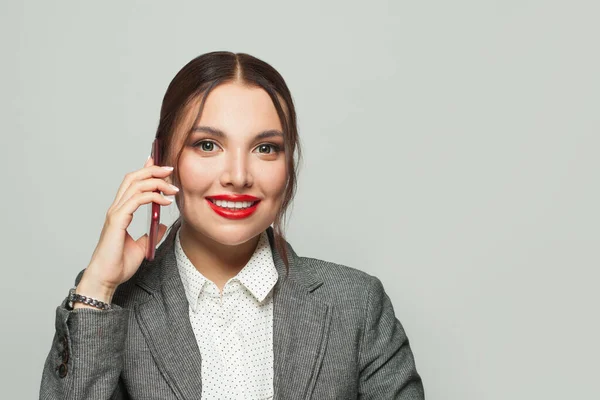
[191,126,284,140]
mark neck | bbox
[178,222,261,291]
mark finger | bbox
[113,191,173,225]
[110,152,165,208]
[144,155,154,168]
[111,165,174,209]
[114,177,179,210]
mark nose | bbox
[219,148,253,189]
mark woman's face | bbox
[175,81,287,246]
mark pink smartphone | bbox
[145,138,162,261]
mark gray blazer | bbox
[40,227,424,399]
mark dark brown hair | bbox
[156,51,302,271]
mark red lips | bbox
[206,194,260,202]
[205,194,261,220]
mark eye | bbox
[193,140,222,153]
[254,143,282,155]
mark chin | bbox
[180,198,280,246]
[210,226,262,246]
[189,220,271,247]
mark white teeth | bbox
[211,199,256,209]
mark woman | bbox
[39,51,425,399]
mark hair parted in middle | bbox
[155,51,302,271]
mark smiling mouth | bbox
[207,198,260,210]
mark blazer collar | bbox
[132,225,331,400]
[135,225,322,294]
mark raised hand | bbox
[74,156,179,307]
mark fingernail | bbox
[147,155,151,161]
[170,184,180,191]
[163,195,175,202]
[161,166,174,171]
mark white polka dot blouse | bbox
[175,228,279,399]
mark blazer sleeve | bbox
[39,271,130,400]
[357,276,425,399]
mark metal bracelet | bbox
[67,288,112,310]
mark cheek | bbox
[260,161,288,199]
[177,153,217,194]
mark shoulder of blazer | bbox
[298,255,378,285]
[294,255,382,304]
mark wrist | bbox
[75,279,116,305]
[69,285,114,310]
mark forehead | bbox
[198,81,283,132]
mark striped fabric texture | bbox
[39,226,425,399]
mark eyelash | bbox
[192,140,282,155]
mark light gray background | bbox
[1,1,598,398]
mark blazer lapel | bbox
[134,234,204,400]
[267,228,333,399]
[130,226,332,400]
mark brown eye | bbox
[194,140,221,152]
[255,144,281,154]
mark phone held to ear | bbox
[146,138,162,261]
